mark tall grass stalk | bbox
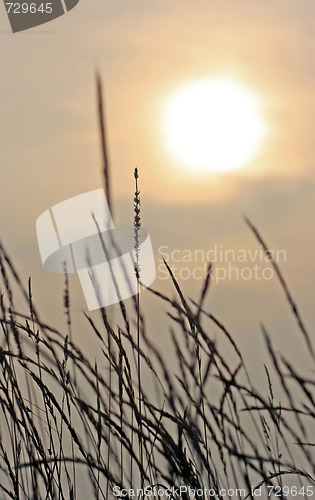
[133,167,144,488]
[96,72,114,499]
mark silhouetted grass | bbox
[1,210,315,500]
[0,76,314,499]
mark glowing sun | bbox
[161,79,267,173]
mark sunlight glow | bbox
[161,79,267,173]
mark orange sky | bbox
[0,0,314,355]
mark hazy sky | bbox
[0,0,314,373]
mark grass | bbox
[0,76,314,499]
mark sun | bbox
[161,78,267,174]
